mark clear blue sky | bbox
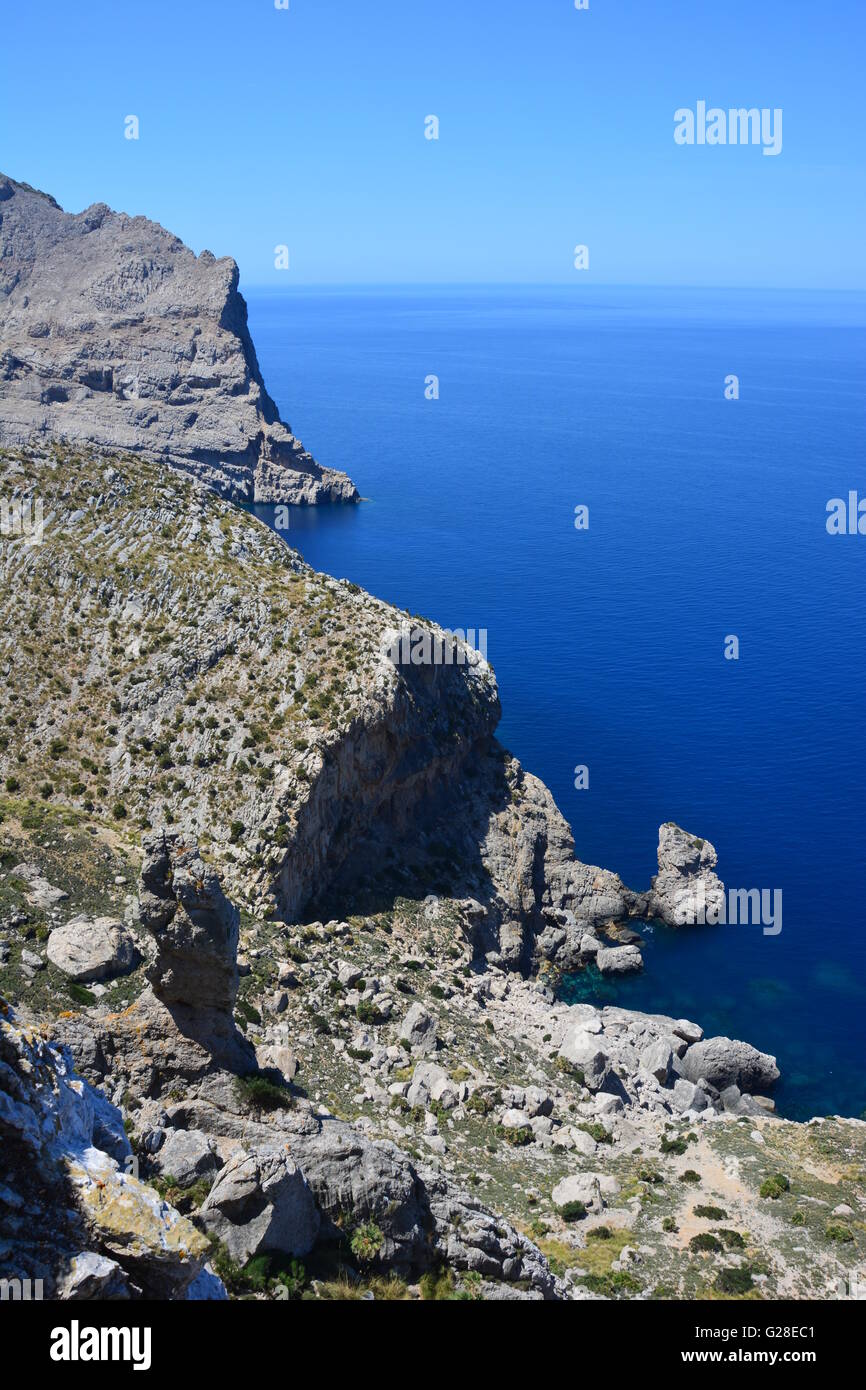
[2,0,864,288]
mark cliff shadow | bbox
[301,740,526,949]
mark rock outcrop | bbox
[649,822,725,926]
[0,175,358,503]
[138,830,240,1014]
[63,832,256,1086]
[200,1146,320,1263]
[678,1036,781,1093]
[0,999,221,1299]
[554,1002,777,1113]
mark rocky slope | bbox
[1,439,864,1301]
[0,176,358,503]
[0,442,634,951]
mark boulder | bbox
[672,1018,704,1046]
[499,1108,533,1131]
[524,1086,553,1118]
[57,1252,130,1301]
[558,1027,610,1091]
[407,1062,448,1109]
[641,1038,673,1084]
[596,944,643,975]
[46,916,136,983]
[552,1172,620,1214]
[430,1076,459,1110]
[399,1002,438,1055]
[670,1078,709,1114]
[568,1127,599,1156]
[151,1129,222,1189]
[255,1044,299,1085]
[281,1113,563,1296]
[199,1147,320,1263]
[679,1036,780,1093]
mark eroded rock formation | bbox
[0,175,358,503]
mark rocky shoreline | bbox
[0,181,863,1300]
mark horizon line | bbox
[239,280,866,294]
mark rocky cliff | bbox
[0,442,641,959]
[1,442,863,1301]
[0,176,358,503]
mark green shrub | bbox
[578,1271,641,1298]
[465,1090,495,1115]
[578,1121,613,1144]
[554,1056,585,1083]
[356,999,383,1025]
[715,1266,754,1295]
[826,1223,854,1243]
[759,1173,790,1200]
[638,1165,664,1184]
[67,981,96,1006]
[661,1216,677,1233]
[689,1233,722,1253]
[716,1229,746,1249]
[496,1124,533,1148]
[694,1204,728,1221]
[681,1169,701,1184]
[419,1268,457,1301]
[235,1074,292,1113]
[557,1200,586,1223]
[349,1222,385,1266]
[660,1135,689,1155]
[586,1225,612,1241]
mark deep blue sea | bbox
[245,285,866,1121]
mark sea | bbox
[245,283,866,1121]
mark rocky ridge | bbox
[0,175,358,504]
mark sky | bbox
[1,0,864,288]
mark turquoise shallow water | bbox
[245,284,866,1120]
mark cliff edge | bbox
[0,175,358,504]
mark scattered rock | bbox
[46,915,136,983]
[399,1003,438,1055]
[199,1147,320,1263]
[596,944,643,975]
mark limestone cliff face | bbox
[0,175,358,503]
